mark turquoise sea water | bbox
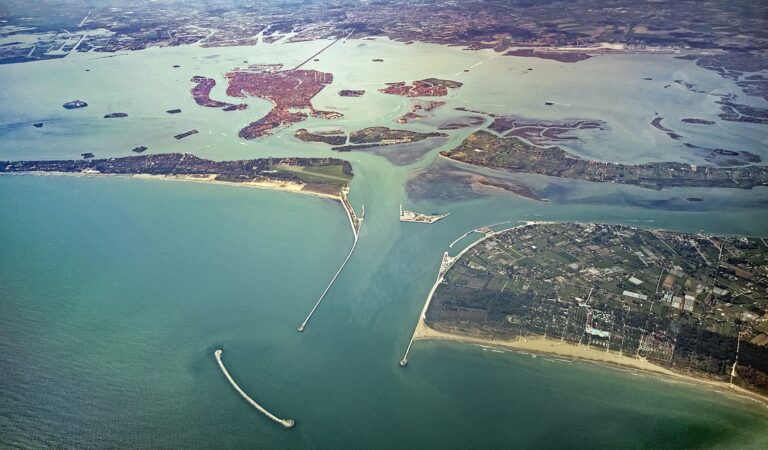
[2,175,768,449]
[2,37,768,448]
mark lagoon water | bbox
[2,37,768,448]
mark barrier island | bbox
[441,130,768,190]
[1,153,353,198]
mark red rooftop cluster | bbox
[190,76,247,110]
[379,78,463,97]
[225,68,339,139]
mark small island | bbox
[190,75,247,110]
[504,48,592,62]
[297,126,446,152]
[174,129,199,140]
[295,128,347,146]
[379,78,462,97]
[651,116,683,140]
[682,118,717,125]
[397,100,445,124]
[63,100,88,109]
[339,90,365,97]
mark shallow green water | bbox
[2,38,768,448]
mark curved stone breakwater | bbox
[214,350,295,429]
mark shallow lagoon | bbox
[1,37,766,163]
[2,38,768,448]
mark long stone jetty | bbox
[214,350,295,428]
[293,32,350,70]
[399,251,453,367]
[297,188,363,332]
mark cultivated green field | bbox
[274,164,352,188]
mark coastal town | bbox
[425,222,768,396]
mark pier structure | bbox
[400,221,546,366]
[214,350,295,428]
[341,187,363,238]
[293,32,351,70]
[400,251,452,367]
[297,189,362,332]
[448,221,512,248]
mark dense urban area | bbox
[3,0,767,122]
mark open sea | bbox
[1,37,768,448]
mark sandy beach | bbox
[131,173,341,201]
[4,170,361,235]
[3,171,342,201]
[402,220,768,408]
[414,318,768,407]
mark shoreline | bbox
[132,174,363,234]
[3,170,365,242]
[402,220,768,408]
[2,170,364,333]
[1,170,343,201]
[413,319,768,408]
[400,221,548,365]
[132,173,343,201]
